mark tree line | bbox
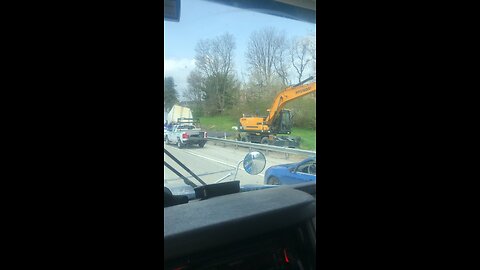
[165,27,316,129]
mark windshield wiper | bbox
[164,161,198,188]
[164,148,207,187]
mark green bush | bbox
[286,97,316,129]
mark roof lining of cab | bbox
[165,0,316,24]
[205,0,316,24]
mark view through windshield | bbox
[164,0,316,195]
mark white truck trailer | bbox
[166,105,193,124]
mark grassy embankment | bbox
[199,116,316,151]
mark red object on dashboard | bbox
[283,248,289,263]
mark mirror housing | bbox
[243,151,266,175]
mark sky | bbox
[164,0,315,100]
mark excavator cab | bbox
[271,109,293,134]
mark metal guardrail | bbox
[207,137,316,159]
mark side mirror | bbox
[243,151,266,175]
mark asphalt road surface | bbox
[164,141,307,189]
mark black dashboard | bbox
[164,184,316,269]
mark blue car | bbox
[264,157,316,185]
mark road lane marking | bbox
[180,149,265,177]
[164,169,233,182]
[164,144,266,178]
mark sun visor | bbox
[164,0,181,22]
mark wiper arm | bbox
[164,148,207,186]
[164,161,198,188]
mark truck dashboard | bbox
[164,184,316,270]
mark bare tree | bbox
[290,37,313,83]
[183,70,205,102]
[195,34,234,78]
[191,33,238,115]
[245,27,286,87]
[307,33,316,74]
[273,41,291,87]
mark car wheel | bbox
[198,141,206,148]
[165,136,170,145]
[267,176,280,185]
[260,137,269,144]
[177,140,184,149]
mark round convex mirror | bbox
[243,151,266,175]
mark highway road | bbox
[164,141,307,189]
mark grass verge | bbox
[199,116,316,151]
[199,116,237,131]
[289,128,316,151]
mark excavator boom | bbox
[265,77,316,124]
[238,77,316,147]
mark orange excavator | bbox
[238,76,316,147]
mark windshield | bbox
[164,0,316,196]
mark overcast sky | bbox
[164,0,315,100]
